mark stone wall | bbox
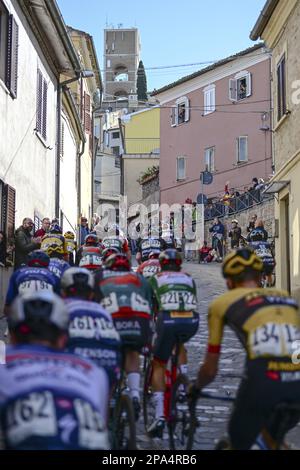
[204,197,275,245]
[142,175,159,199]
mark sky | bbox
[57,0,266,92]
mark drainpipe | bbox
[77,139,85,242]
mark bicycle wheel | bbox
[113,394,137,450]
[143,359,155,432]
[168,374,197,450]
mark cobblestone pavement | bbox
[1,262,300,450]
[137,261,300,450]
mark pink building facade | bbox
[154,45,272,206]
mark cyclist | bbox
[76,234,102,265]
[137,251,161,279]
[190,247,300,450]
[0,291,110,449]
[44,243,70,281]
[64,231,77,266]
[4,250,59,315]
[94,253,153,420]
[101,247,120,264]
[136,232,166,265]
[102,231,130,260]
[61,267,121,389]
[248,229,275,287]
[147,249,199,437]
[79,252,102,272]
[41,224,67,260]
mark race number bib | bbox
[142,265,160,278]
[101,292,119,314]
[18,280,53,294]
[74,399,108,449]
[160,291,196,311]
[131,292,151,314]
[249,323,300,358]
[6,391,57,446]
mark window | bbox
[0,181,16,239]
[277,54,286,121]
[112,131,120,139]
[115,156,120,168]
[0,3,19,98]
[177,157,186,180]
[36,69,48,140]
[237,136,248,163]
[203,85,215,115]
[229,72,252,102]
[171,96,190,126]
[205,147,215,172]
[112,146,120,156]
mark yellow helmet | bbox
[222,247,263,278]
[45,243,64,258]
[64,231,75,240]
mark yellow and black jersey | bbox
[208,288,300,361]
[41,234,67,256]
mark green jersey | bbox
[149,270,197,313]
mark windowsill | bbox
[274,111,290,132]
[35,131,49,148]
[203,110,215,116]
[234,160,249,167]
[176,178,186,182]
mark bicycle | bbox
[143,341,197,450]
[190,390,300,450]
[109,349,137,450]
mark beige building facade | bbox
[251,0,300,297]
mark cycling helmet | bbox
[64,231,75,240]
[159,249,182,271]
[79,253,102,271]
[9,291,69,335]
[101,247,120,263]
[148,250,160,260]
[84,233,98,246]
[61,267,94,297]
[104,253,131,271]
[27,250,50,268]
[249,229,265,242]
[50,224,63,234]
[45,243,64,259]
[222,247,263,278]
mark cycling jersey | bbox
[0,345,109,450]
[95,270,153,350]
[65,299,121,386]
[149,271,199,362]
[5,267,60,306]
[137,237,166,263]
[102,237,128,254]
[149,271,198,313]
[65,239,77,255]
[76,246,102,265]
[207,288,300,367]
[48,258,70,281]
[137,259,161,279]
[41,233,67,255]
[249,241,275,274]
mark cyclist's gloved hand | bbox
[187,381,201,400]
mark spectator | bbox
[209,217,225,260]
[247,214,258,233]
[14,218,41,270]
[79,217,89,245]
[199,241,212,263]
[250,177,259,190]
[248,219,268,242]
[0,231,7,267]
[228,219,242,249]
[34,217,51,238]
[256,178,265,191]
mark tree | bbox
[137,60,148,101]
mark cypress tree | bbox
[137,60,148,101]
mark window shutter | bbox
[2,184,16,239]
[84,92,91,134]
[36,69,43,134]
[42,78,48,140]
[60,121,65,158]
[184,98,190,122]
[229,79,237,101]
[246,72,252,97]
[6,15,19,98]
[171,107,176,127]
[211,88,215,112]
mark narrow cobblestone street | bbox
[137,261,300,450]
